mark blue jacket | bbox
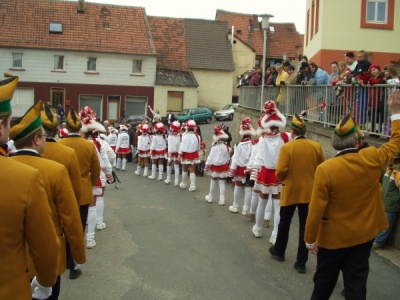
[312,68,329,84]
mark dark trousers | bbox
[274,203,309,266]
[66,204,89,270]
[311,239,374,300]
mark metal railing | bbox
[239,84,400,138]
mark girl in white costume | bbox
[229,117,255,214]
[79,106,113,248]
[178,120,201,191]
[115,125,130,171]
[165,120,182,186]
[106,127,118,151]
[148,122,167,180]
[205,125,231,205]
[251,101,291,243]
[135,123,152,177]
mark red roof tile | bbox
[216,10,303,59]
[148,17,189,71]
[0,0,155,56]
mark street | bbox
[60,121,400,300]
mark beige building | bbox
[304,0,400,71]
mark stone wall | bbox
[232,106,400,249]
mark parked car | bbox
[176,108,213,124]
[213,103,238,121]
[118,115,152,130]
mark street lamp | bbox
[260,14,274,111]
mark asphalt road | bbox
[60,120,400,300]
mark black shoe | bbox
[294,262,306,274]
[69,268,82,280]
[269,246,285,262]
[341,289,346,297]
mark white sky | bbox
[68,0,306,34]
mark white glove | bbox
[31,276,52,300]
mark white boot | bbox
[96,197,106,230]
[164,166,171,184]
[148,164,156,179]
[158,164,164,180]
[180,171,188,189]
[86,206,97,248]
[243,187,252,214]
[122,158,127,171]
[174,164,180,186]
[206,179,217,203]
[189,173,196,191]
[143,167,149,177]
[116,158,121,170]
[135,166,142,176]
[218,179,226,205]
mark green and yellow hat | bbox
[334,113,358,137]
[0,74,19,116]
[66,107,81,130]
[291,113,306,130]
[41,102,59,130]
[10,100,43,142]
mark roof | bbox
[0,0,156,56]
[216,10,303,59]
[148,17,189,71]
[155,68,198,87]
[184,19,235,71]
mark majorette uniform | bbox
[149,123,168,180]
[135,123,152,177]
[229,117,255,214]
[115,125,130,171]
[178,120,200,191]
[204,125,231,205]
[165,121,182,186]
[106,128,117,151]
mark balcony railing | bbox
[239,84,400,138]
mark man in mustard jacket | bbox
[41,103,82,205]
[269,114,324,274]
[305,89,400,299]
[59,107,101,278]
[0,75,59,299]
[10,101,86,299]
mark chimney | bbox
[77,0,85,13]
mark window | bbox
[87,57,97,71]
[12,53,23,68]
[361,0,394,30]
[132,60,142,74]
[54,55,64,70]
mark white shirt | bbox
[230,139,252,170]
[179,132,200,154]
[137,134,152,151]
[150,134,167,151]
[206,141,231,166]
[167,134,181,153]
[254,132,292,169]
[115,131,130,150]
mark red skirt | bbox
[116,147,131,155]
[110,145,116,150]
[170,152,179,158]
[256,167,280,186]
[181,151,200,164]
[210,164,230,173]
[152,149,167,156]
[234,166,247,177]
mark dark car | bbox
[176,107,213,124]
[118,115,152,130]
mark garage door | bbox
[125,96,147,116]
[79,95,102,118]
[11,88,34,117]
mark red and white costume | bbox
[229,118,255,214]
[150,123,167,160]
[137,124,152,158]
[250,100,291,242]
[106,127,117,151]
[115,125,130,155]
[165,121,182,186]
[179,120,201,165]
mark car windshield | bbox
[221,104,231,110]
[178,109,189,115]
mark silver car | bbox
[213,104,238,121]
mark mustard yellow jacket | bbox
[59,135,101,205]
[304,120,400,249]
[0,155,59,299]
[12,151,86,277]
[276,136,324,206]
[42,140,82,206]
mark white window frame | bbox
[12,53,23,68]
[54,55,64,70]
[366,0,388,24]
[87,57,97,71]
[132,59,143,74]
